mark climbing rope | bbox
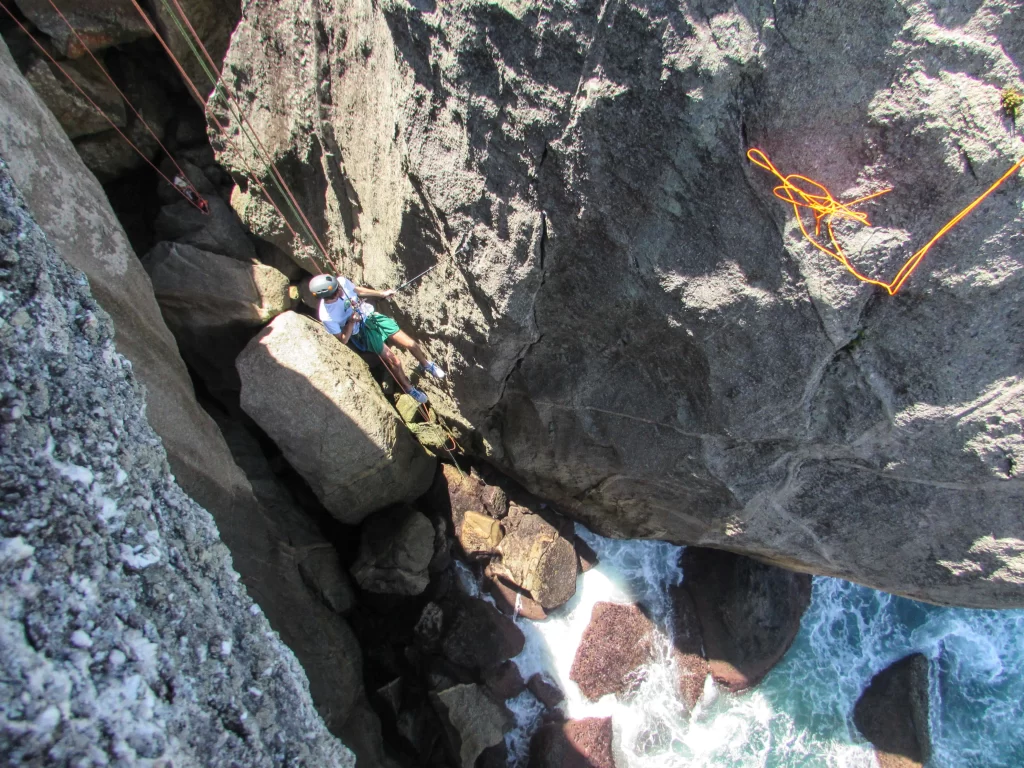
[0,0,209,212]
[748,148,1024,295]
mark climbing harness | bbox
[0,0,210,213]
[748,148,1024,295]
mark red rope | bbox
[0,0,209,212]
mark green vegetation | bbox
[1002,88,1024,119]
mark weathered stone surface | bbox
[483,660,526,701]
[219,0,1024,608]
[149,0,240,97]
[484,567,548,621]
[529,718,616,768]
[575,536,599,573]
[570,602,655,701]
[22,56,125,138]
[527,673,565,710]
[155,196,258,262]
[0,36,255,566]
[441,594,525,670]
[14,0,152,56]
[298,545,357,616]
[430,683,513,768]
[493,512,578,610]
[351,505,435,595]
[143,241,294,399]
[436,464,510,535]
[457,509,503,559]
[682,548,811,692]
[236,311,436,523]
[853,654,931,768]
[668,585,708,711]
[0,159,353,766]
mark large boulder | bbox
[570,602,655,701]
[441,594,526,671]
[218,0,1024,609]
[21,56,125,139]
[236,311,436,523]
[155,196,258,263]
[668,585,708,711]
[681,548,811,692]
[853,654,931,768]
[350,505,435,595]
[430,683,512,768]
[143,241,293,399]
[13,0,152,56]
[0,160,352,766]
[492,511,578,610]
[529,718,616,768]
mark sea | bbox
[482,525,1024,767]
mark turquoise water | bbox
[503,526,1024,767]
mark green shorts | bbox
[351,312,400,354]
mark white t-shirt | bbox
[318,277,374,335]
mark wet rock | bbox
[298,545,356,615]
[529,717,616,768]
[441,594,525,670]
[430,683,513,768]
[155,196,257,262]
[484,567,548,621]
[492,512,578,610]
[22,56,125,138]
[14,0,152,56]
[483,660,526,701]
[853,654,931,768]
[682,548,811,692]
[414,601,445,650]
[143,241,294,400]
[236,311,436,523]
[575,536,599,573]
[570,602,655,701]
[351,505,435,595]
[668,585,708,710]
[527,673,564,710]
[458,509,503,559]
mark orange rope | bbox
[748,148,1024,295]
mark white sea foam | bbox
[503,524,1024,767]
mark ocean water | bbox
[501,525,1024,767]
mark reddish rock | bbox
[668,585,708,710]
[527,673,564,709]
[483,660,526,701]
[574,536,599,573]
[435,464,510,536]
[441,594,525,670]
[569,602,654,701]
[529,717,615,768]
[853,654,931,768]
[681,547,812,692]
[484,565,548,621]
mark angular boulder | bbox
[529,718,616,768]
[430,683,513,768]
[155,196,258,263]
[668,585,708,710]
[484,566,548,621]
[458,509,503,559]
[436,463,510,529]
[853,654,931,768]
[527,673,564,710]
[143,241,294,399]
[236,311,436,523]
[483,660,526,701]
[14,0,152,56]
[351,505,435,596]
[682,548,811,692]
[298,545,357,615]
[570,602,655,701]
[441,594,525,670]
[22,56,125,139]
[492,512,578,610]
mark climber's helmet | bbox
[309,274,340,299]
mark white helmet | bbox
[309,274,340,298]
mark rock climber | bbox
[309,274,445,404]
[172,174,209,214]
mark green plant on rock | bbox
[1002,88,1024,119]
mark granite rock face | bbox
[218,0,1024,608]
[236,311,436,523]
[0,160,353,766]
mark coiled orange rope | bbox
[748,148,1024,295]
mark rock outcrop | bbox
[529,717,617,768]
[853,654,931,768]
[493,510,578,610]
[218,0,1024,608]
[570,602,655,701]
[669,585,708,711]
[0,159,352,766]
[236,310,436,523]
[430,683,512,768]
[351,505,435,595]
[682,548,811,692]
